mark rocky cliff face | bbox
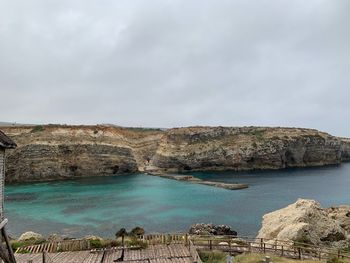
[341,138,350,161]
[2,125,162,182]
[1,125,349,182]
[257,199,350,248]
[148,127,343,173]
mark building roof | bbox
[0,130,16,149]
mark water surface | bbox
[5,163,350,238]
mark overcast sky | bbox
[0,0,349,136]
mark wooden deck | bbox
[15,244,196,263]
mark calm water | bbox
[5,163,350,238]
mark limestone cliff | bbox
[1,125,349,182]
[2,125,162,182]
[257,199,350,248]
[341,138,350,161]
[148,127,343,173]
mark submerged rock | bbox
[189,223,237,236]
[257,199,350,248]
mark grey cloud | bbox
[0,0,349,136]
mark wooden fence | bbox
[16,239,91,254]
[189,235,350,261]
[14,233,350,262]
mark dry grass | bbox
[200,252,350,263]
[236,253,323,263]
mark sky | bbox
[0,0,349,137]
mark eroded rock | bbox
[257,199,350,248]
[189,223,237,236]
[18,231,44,242]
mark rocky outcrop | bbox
[326,206,350,233]
[1,125,349,183]
[257,199,350,248]
[189,223,237,236]
[149,127,343,173]
[341,138,350,161]
[18,231,44,242]
[2,125,162,182]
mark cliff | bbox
[341,138,350,161]
[148,126,343,173]
[2,125,162,182]
[1,125,349,182]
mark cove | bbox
[4,163,350,238]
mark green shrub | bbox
[327,256,344,263]
[89,239,103,249]
[126,238,148,249]
[31,125,45,133]
[294,234,312,247]
[199,250,227,263]
[130,227,145,237]
[11,241,25,251]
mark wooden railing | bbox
[16,239,91,253]
[139,233,188,245]
[15,233,350,262]
[189,235,350,261]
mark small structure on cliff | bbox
[0,130,17,263]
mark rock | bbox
[150,127,343,173]
[257,199,350,248]
[1,125,348,183]
[189,223,237,236]
[326,205,350,233]
[18,231,44,242]
[47,233,63,242]
[83,235,103,241]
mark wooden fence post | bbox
[42,251,46,263]
[281,245,284,256]
[298,248,302,260]
[263,243,266,254]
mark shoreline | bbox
[5,162,346,185]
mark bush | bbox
[89,239,104,249]
[11,241,25,251]
[31,125,45,133]
[130,227,145,237]
[327,256,344,263]
[199,250,227,263]
[294,234,312,246]
[126,238,148,249]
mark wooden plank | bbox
[0,219,7,230]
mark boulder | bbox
[18,231,44,242]
[83,235,103,241]
[326,205,350,233]
[47,234,63,242]
[189,223,237,236]
[257,199,350,248]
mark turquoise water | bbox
[5,163,350,238]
